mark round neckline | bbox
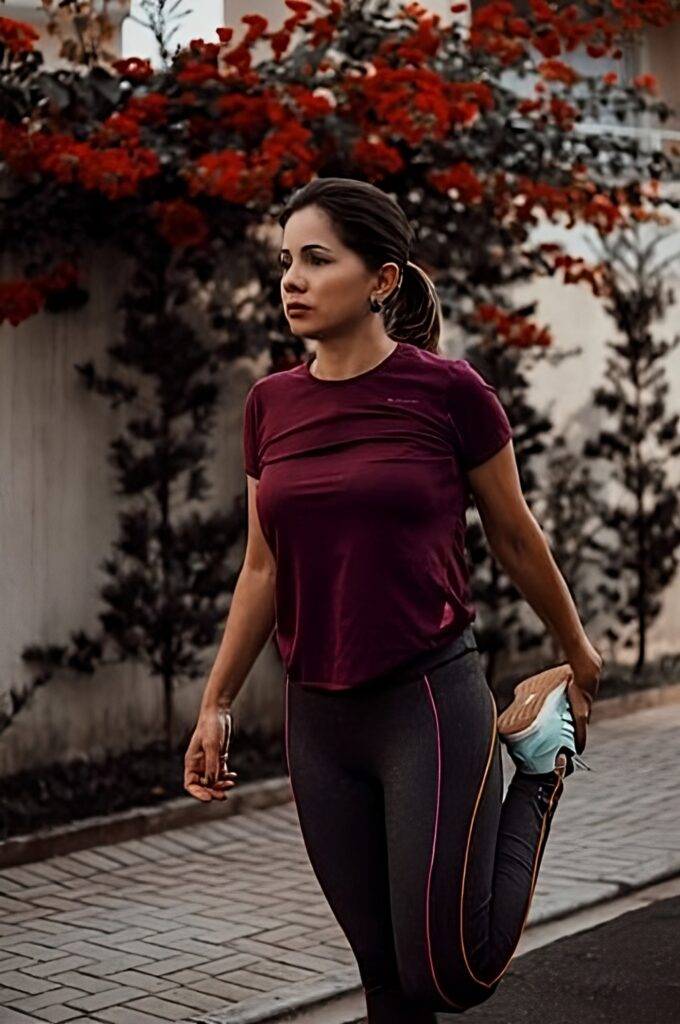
[304,342,402,385]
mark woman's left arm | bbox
[466,440,603,697]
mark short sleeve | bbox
[447,359,513,470]
[242,383,262,479]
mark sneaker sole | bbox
[497,664,574,738]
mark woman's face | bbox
[279,204,397,340]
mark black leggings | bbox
[284,627,566,1021]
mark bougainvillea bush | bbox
[1,0,678,331]
[1,0,679,744]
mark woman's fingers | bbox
[185,769,216,801]
[184,753,227,801]
[185,770,237,801]
[183,716,238,802]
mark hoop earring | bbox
[369,296,384,313]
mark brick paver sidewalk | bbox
[0,704,678,1024]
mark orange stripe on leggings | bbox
[423,673,563,1006]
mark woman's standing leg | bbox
[285,676,438,1024]
[379,648,566,1014]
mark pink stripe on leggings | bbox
[422,673,466,1011]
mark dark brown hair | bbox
[278,177,442,353]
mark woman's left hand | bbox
[568,637,603,700]
[566,637,604,754]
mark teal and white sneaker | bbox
[498,677,591,777]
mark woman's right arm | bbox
[199,475,276,714]
[184,475,276,800]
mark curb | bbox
[0,775,293,869]
[2,681,679,871]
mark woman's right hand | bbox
[184,707,238,802]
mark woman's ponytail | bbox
[382,260,442,354]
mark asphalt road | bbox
[431,893,680,1024]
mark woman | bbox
[184,178,603,1022]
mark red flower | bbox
[269,29,292,60]
[472,303,553,349]
[0,119,42,177]
[285,1,311,15]
[472,2,514,32]
[216,93,272,138]
[538,59,580,86]
[550,96,578,128]
[126,94,169,126]
[583,193,622,233]
[151,199,209,249]
[533,30,561,58]
[429,162,484,204]
[187,39,220,59]
[112,58,154,82]
[242,15,269,41]
[353,138,405,177]
[633,73,659,95]
[95,112,141,146]
[41,139,161,199]
[177,61,221,86]
[0,279,44,326]
[0,17,39,54]
[449,100,480,126]
[287,86,334,119]
[507,17,531,38]
[185,150,250,201]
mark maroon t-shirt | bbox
[242,341,512,690]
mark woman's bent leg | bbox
[285,677,438,1024]
[379,649,565,1014]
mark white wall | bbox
[123,0,224,64]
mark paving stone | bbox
[96,1007,175,1023]
[0,1007,44,1022]
[0,955,36,973]
[133,953,210,976]
[109,994,198,1020]
[0,969,59,994]
[3,984,83,1013]
[154,986,227,1012]
[29,1004,84,1022]
[45,970,121,994]
[100,969,173,993]
[62,1018,110,1023]
[64,984,147,1012]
